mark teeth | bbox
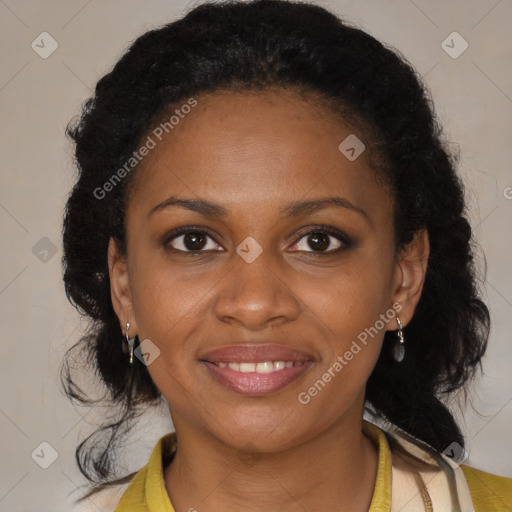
[239,362,256,373]
[217,361,300,373]
[256,361,274,373]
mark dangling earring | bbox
[125,322,135,365]
[392,316,405,362]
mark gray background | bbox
[0,0,511,510]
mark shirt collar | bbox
[133,420,392,511]
[363,420,392,511]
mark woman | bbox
[61,0,512,510]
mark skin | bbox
[108,88,429,512]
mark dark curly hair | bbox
[61,0,490,501]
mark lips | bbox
[199,343,315,396]
[200,343,314,364]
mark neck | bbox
[164,407,378,512]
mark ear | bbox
[390,229,429,329]
[107,237,137,335]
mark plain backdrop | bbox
[0,0,511,510]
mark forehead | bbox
[126,88,389,220]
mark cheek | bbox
[296,275,387,421]
[302,260,394,333]
[129,250,210,334]
[127,258,199,390]
[295,258,394,397]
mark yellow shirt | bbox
[114,423,512,511]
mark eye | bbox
[164,226,352,254]
[166,229,223,253]
[290,227,351,253]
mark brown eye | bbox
[306,233,331,251]
[183,232,207,250]
[291,230,345,253]
[167,230,223,252]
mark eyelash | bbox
[163,225,353,255]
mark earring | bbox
[125,322,135,364]
[392,316,405,362]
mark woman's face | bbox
[109,88,426,451]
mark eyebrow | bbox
[148,195,368,220]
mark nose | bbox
[213,251,301,331]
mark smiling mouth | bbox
[199,343,315,396]
[201,357,313,396]
[211,360,307,373]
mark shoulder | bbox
[461,465,512,511]
[374,420,512,511]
